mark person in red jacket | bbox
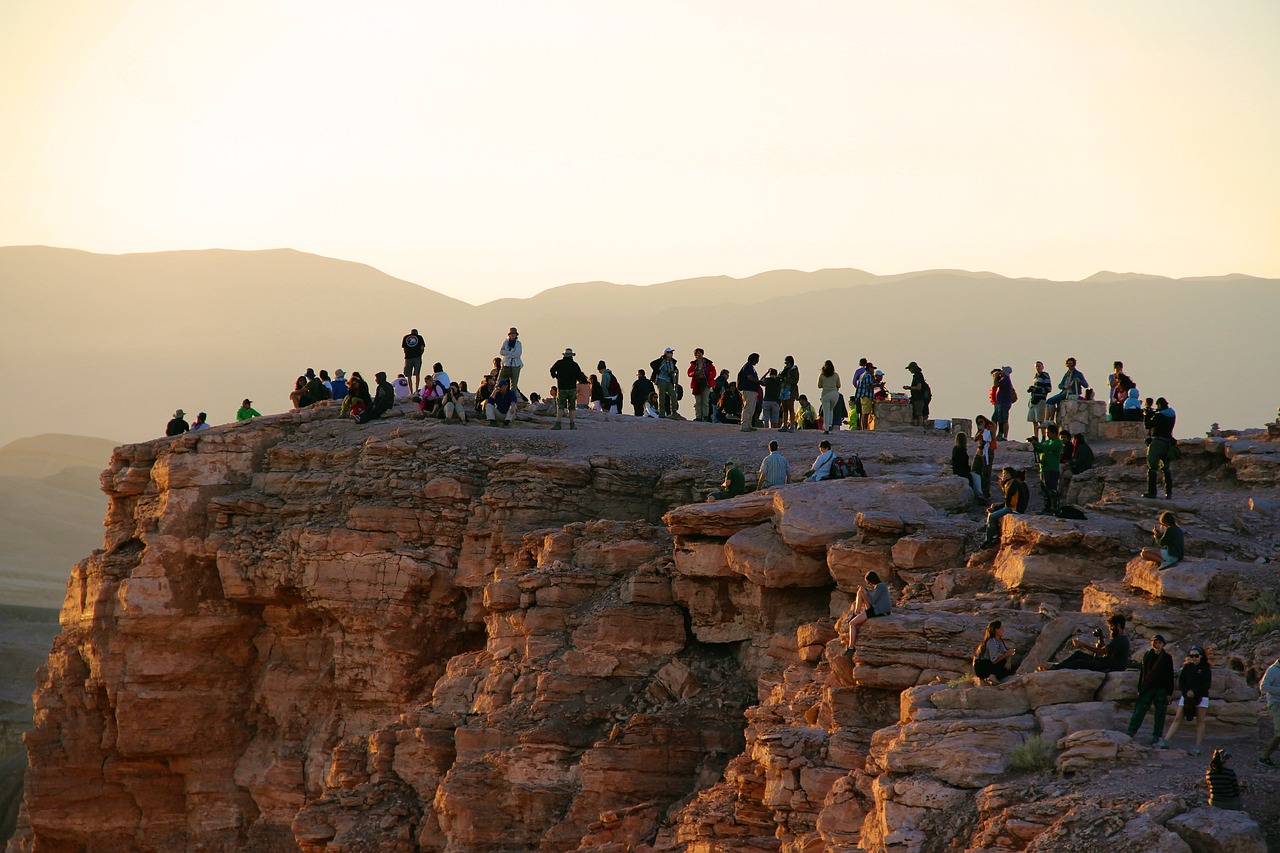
[688,348,717,422]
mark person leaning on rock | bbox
[1126,634,1175,746]
[707,460,745,501]
[1039,613,1130,673]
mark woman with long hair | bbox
[973,620,1017,684]
[952,432,984,501]
[974,415,997,499]
[778,356,799,432]
[817,360,841,435]
[1158,646,1212,754]
[290,376,310,410]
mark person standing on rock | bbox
[1143,397,1177,499]
[707,460,745,501]
[630,369,655,418]
[236,399,261,421]
[650,348,681,419]
[839,571,892,654]
[904,361,930,427]
[402,329,425,394]
[974,415,998,499]
[817,361,841,434]
[499,328,523,396]
[991,367,1015,441]
[760,368,781,429]
[1041,613,1130,673]
[1258,657,1280,767]
[778,356,799,431]
[738,353,762,433]
[166,409,190,436]
[981,466,1027,548]
[687,348,717,422]
[757,440,790,490]
[852,362,876,431]
[1126,634,1175,746]
[549,348,588,430]
[597,361,622,416]
[1027,360,1052,441]
[1158,646,1212,755]
[1027,424,1064,515]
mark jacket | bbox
[550,357,588,388]
[688,359,716,393]
[1137,648,1174,692]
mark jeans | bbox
[1147,440,1174,496]
[1127,688,1169,742]
[498,365,522,396]
[985,507,1017,543]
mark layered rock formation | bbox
[9,405,1279,852]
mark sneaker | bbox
[1258,756,1276,767]
[552,423,562,430]
[488,420,497,427]
[569,423,577,430]
[1152,738,1167,749]
[1141,492,1156,499]
[1188,746,1201,756]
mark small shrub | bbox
[1009,735,1055,772]
[947,674,980,689]
[1251,591,1280,638]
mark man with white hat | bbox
[549,348,589,430]
[165,409,189,436]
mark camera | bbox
[1091,628,1105,642]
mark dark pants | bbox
[632,403,645,417]
[1040,469,1060,513]
[1127,688,1169,741]
[974,659,1014,681]
[1051,651,1112,672]
[1147,440,1174,496]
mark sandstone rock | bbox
[1055,728,1142,772]
[1035,701,1120,746]
[726,523,831,588]
[1021,670,1105,707]
[1166,807,1267,853]
[773,480,939,552]
[994,551,1115,594]
[672,536,735,578]
[870,715,1037,788]
[827,541,894,590]
[891,532,965,570]
[663,492,775,537]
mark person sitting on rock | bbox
[483,378,517,427]
[341,373,372,419]
[643,392,660,418]
[1121,387,1143,420]
[356,372,394,424]
[1140,511,1184,569]
[236,399,261,421]
[973,620,1017,684]
[839,571,892,654]
[707,460,745,501]
[1040,613,1130,673]
[1157,646,1212,755]
[981,467,1028,548]
[803,439,836,483]
[717,381,743,425]
[757,440,790,490]
[1205,749,1243,811]
[952,432,984,501]
[289,376,311,410]
[795,395,818,430]
[165,409,190,436]
[630,370,655,418]
[1126,634,1175,746]
[441,382,468,425]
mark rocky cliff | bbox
[9,404,1280,852]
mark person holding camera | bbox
[1143,396,1177,499]
[1040,613,1130,672]
[1027,424,1064,515]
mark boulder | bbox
[1021,670,1105,708]
[1035,701,1120,745]
[994,551,1115,594]
[870,716,1037,788]
[891,533,965,570]
[773,480,939,552]
[1166,807,1267,853]
[1055,728,1142,772]
[725,523,831,588]
[672,536,735,579]
[663,492,775,537]
[827,541,894,590]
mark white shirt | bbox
[190,421,211,431]
[806,450,835,482]
[393,378,412,399]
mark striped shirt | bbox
[758,452,790,488]
[854,371,875,399]
[1206,766,1242,809]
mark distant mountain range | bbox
[0,434,116,608]
[4,245,1279,449]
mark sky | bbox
[2,1,1279,305]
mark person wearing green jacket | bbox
[1027,423,1064,514]
[707,461,745,501]
[235,399,261,421]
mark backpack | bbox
[603,370,621,398]
[828,454,867,480]
[920,380,932,402]
[1055,505,1088,520]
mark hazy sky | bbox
[3,1,1278,304]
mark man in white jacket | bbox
[1260,657,1280,767]
[499,328,523,397]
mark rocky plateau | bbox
[7,401,1280,853]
